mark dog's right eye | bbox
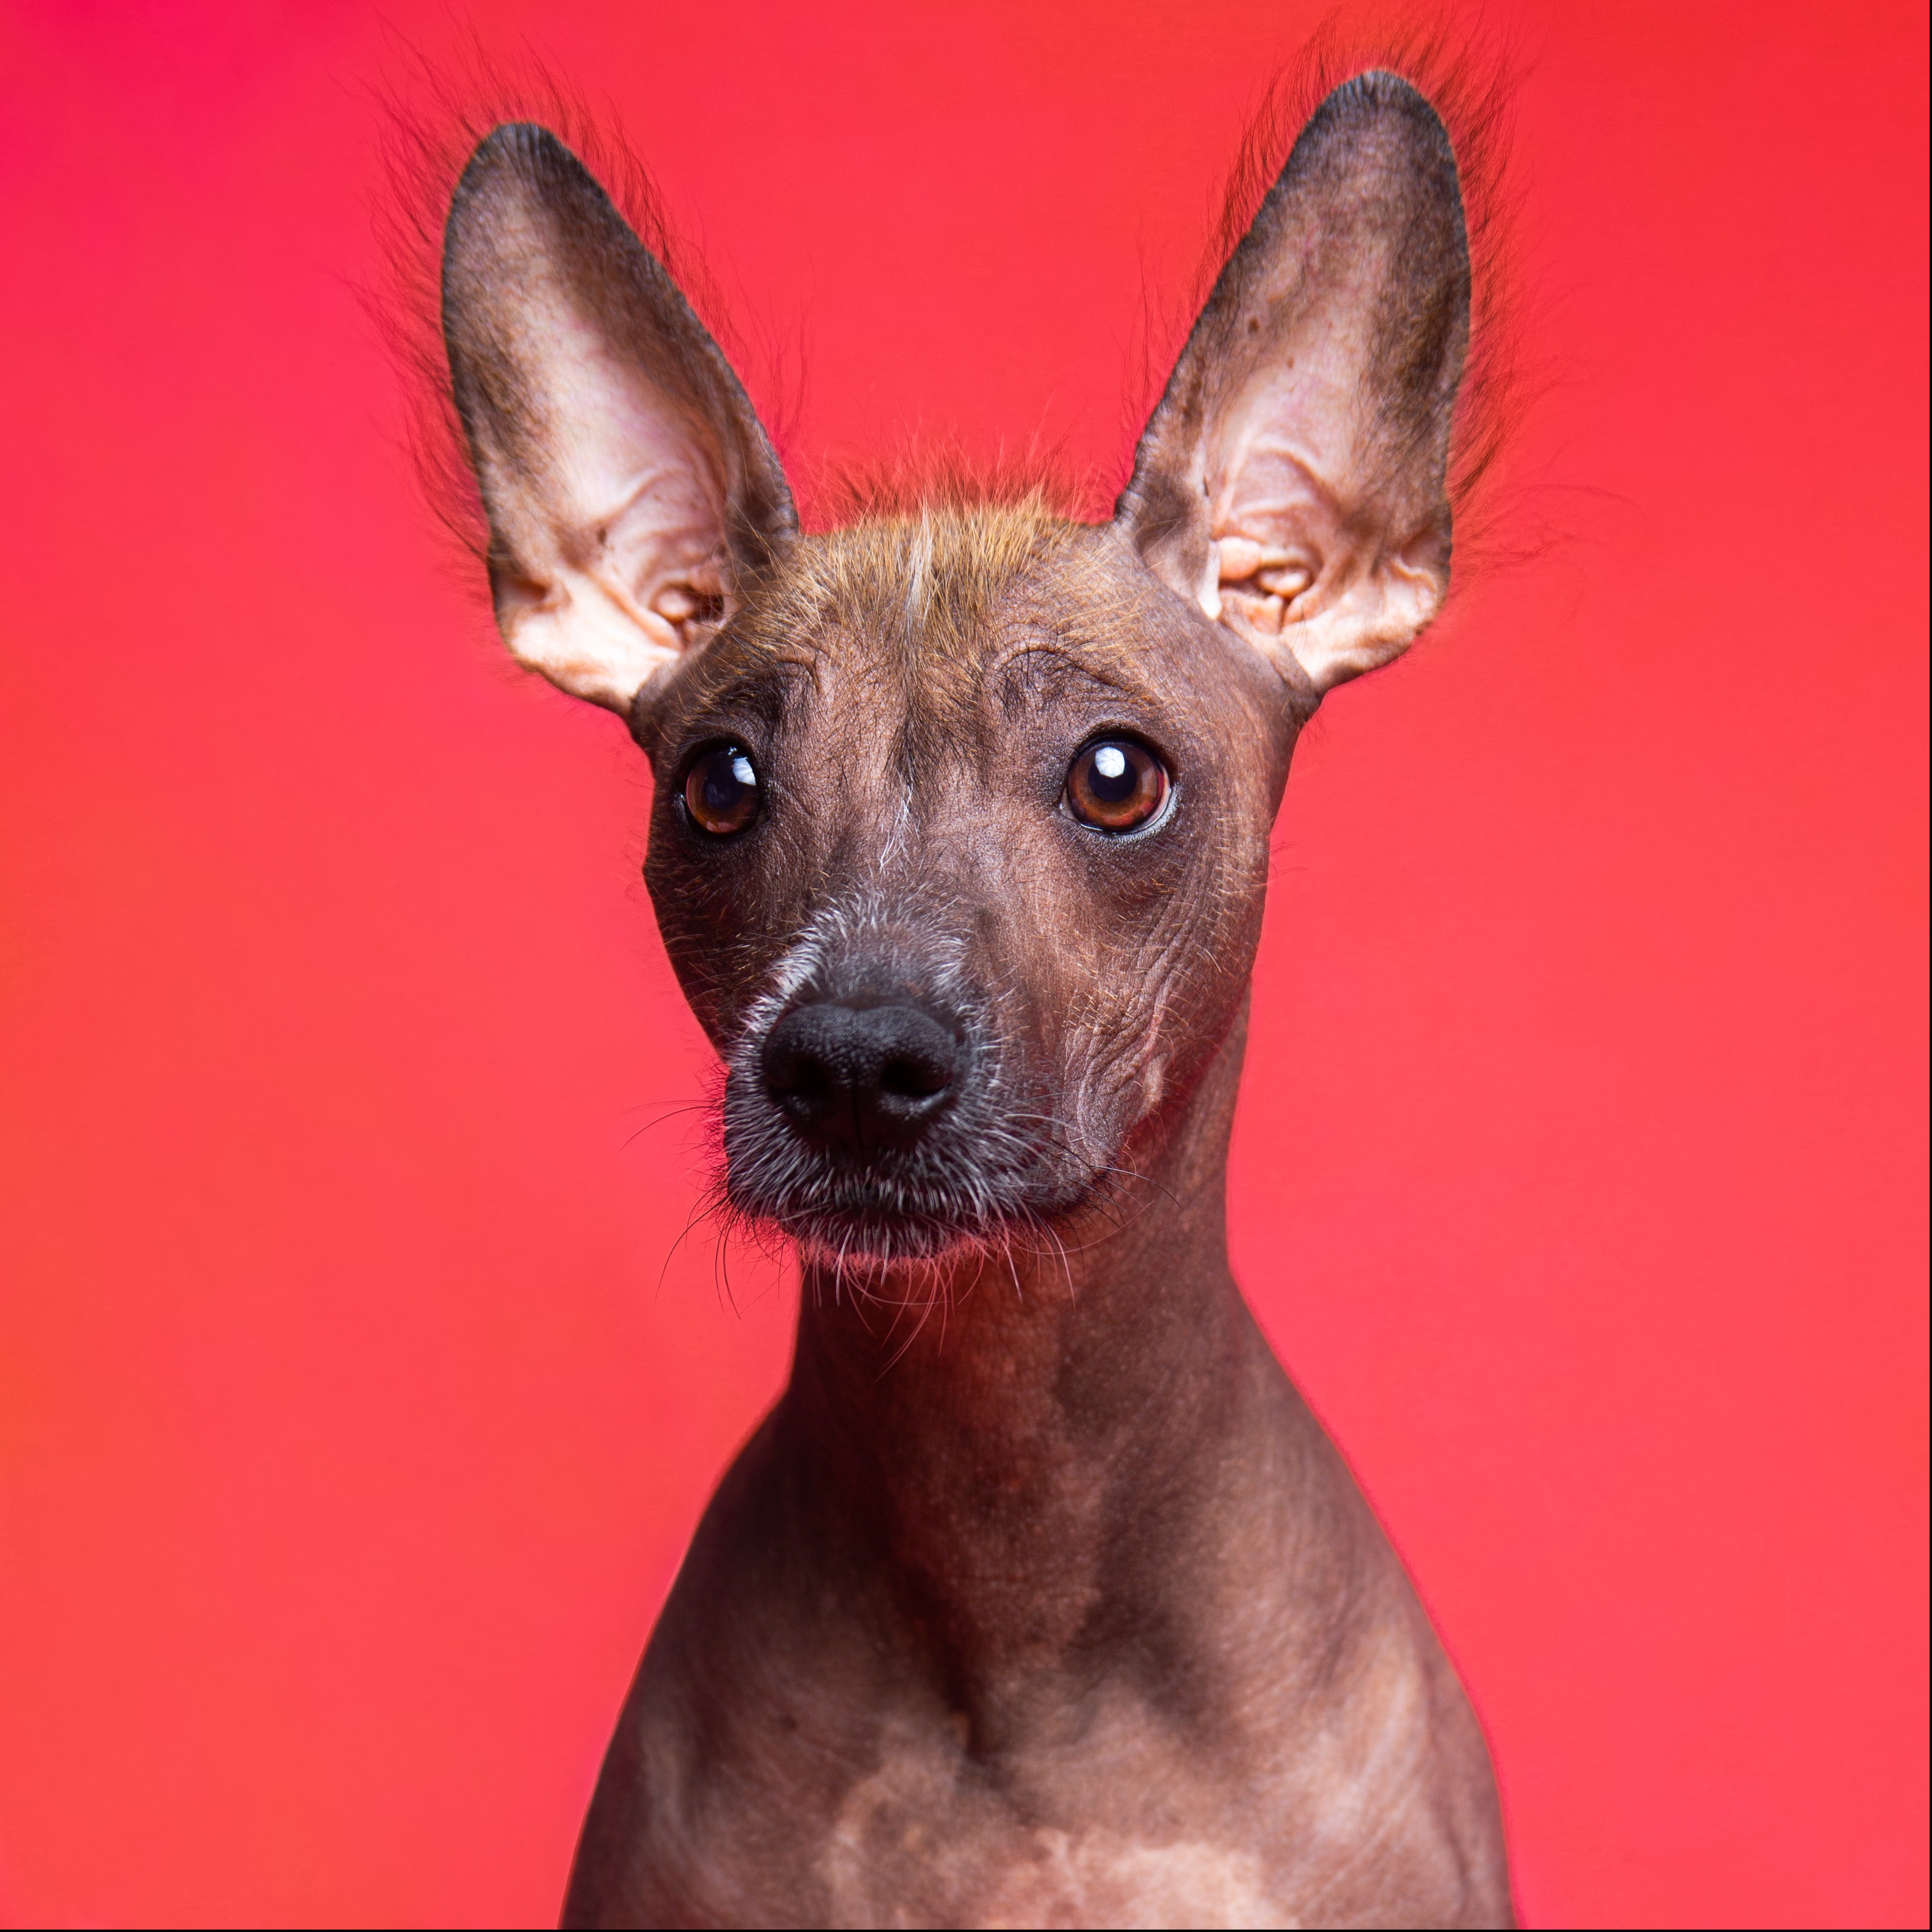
[683,743,760,837]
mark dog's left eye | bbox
[684,743,760,836]
[1065,738,1170,834]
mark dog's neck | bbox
[774,1011,1282,1748]
[566,999,1510,1929]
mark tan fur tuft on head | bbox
[767,497,1073,651]
[808,445,1096,529]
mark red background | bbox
[1,1,1925,1925]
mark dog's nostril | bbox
[761,1000,960,1151]
[879,1053,950,1100]
[766,1051,829,1102]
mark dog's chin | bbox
[793,1218,987,1271]
[724,1169,1070,1270]
[755,1200,998,1268]
[721,1142,1114,1273]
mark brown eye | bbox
[1065,737,1170,834]
[683,743,760,837]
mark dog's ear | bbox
[1117,73,1469,696]
[441,124,794,712]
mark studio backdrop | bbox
[0,1,1925,1925]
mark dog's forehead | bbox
[673,503,1174,742]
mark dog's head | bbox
[439,76,1469,1259]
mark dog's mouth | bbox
[718,1069,1087,1264]
[723,1152,1045,1262]
[713,984,1117,1264]
[767,1196,996,1264]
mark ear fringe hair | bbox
[1131,9,1541,580]
[372,17,1537,574]
[363,29,798,581]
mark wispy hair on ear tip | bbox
[1143,15,1540,586]
[361,31,800,580]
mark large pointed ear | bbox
[1117,73,1469,696]
[441,124,795,713]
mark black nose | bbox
[761,1000,961,1152]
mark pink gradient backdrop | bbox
[0,1,1925,1924]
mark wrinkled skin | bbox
[438,71,1513,1930]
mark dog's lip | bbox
[719,1070,1090,1243]
[784,1207,987,1263]
[726,1167,1009,1251]
[752,1189,990,1238]
[726,1161,1098,1255]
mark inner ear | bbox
[442,124,795,713]
[1117,73,1469,696]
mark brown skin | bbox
[439,74,1512,1929]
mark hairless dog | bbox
[438,68,1511,1929]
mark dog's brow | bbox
[993,641,1162,713]
[677,651,813,732]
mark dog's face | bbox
[636,507,1292,1259]
[438,77,1469,1259]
